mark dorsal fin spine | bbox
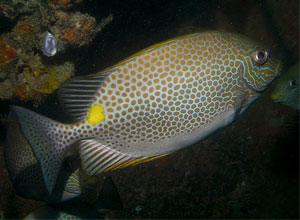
[58,70,113,122]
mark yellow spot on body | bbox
[87,104,105,126]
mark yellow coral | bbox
[37,68,71,94]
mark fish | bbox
[42,31,57,56]
[23,176,123,220]
[271,62,299,110]
[4,111,96,203]
[24,207,81,220]
[11,31,282,194]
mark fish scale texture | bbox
[69,31,276,151]
[5,113,44,189]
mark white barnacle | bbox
[42,31,57,56]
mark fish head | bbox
[239,41,282,93]
[271,62,299,109]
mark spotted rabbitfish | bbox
[23,176,123,220]
[11,31,282,194]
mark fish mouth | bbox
[271,93,281,101]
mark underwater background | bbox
[0,0,299,219]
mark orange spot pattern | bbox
[70,32,258,149]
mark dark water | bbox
[0,0,299,219]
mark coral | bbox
[54,11,113,48]
[0,37,15,65]
[14,84,30,101]
[0,0,112,104]
[1,0,113,54]
[0,80,14,99]
[34,64,73,94]
[14,20,35,38]
[57,11,96,46]
[48,0,83,10]
[12,54,74,104]
[63,28,75,42]
[0,48,75,104]
[0,5,6,15]
[4,17,43,53]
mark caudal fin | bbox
[11,105,70,195]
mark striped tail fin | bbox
[11,105,71,195]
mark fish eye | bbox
[289,79,297,88]
[252,48,268,65]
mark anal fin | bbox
[64,169,82,195]
[78,139,167,176]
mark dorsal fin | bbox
[58,70,114,122]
